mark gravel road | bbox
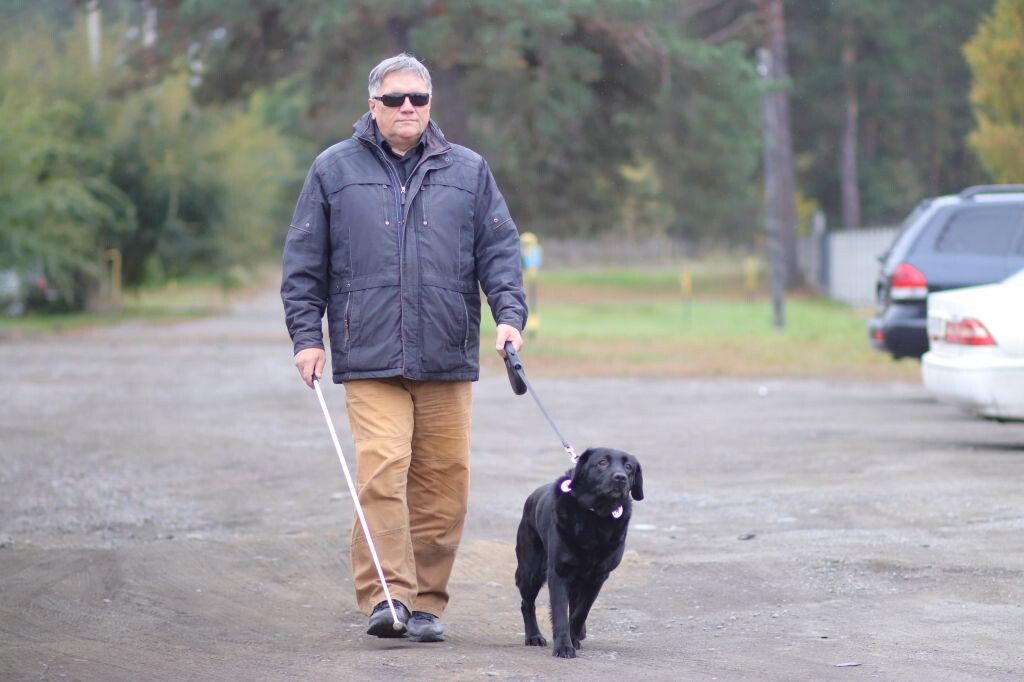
[2,286,1023,681]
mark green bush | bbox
[0,20,298,312]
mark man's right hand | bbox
[294,348,326,389]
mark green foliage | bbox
[4,0,1002,313]
[108,76,298,285]
[159,0,763,242]
[964,0,1024,182]
[0,15,298,310]
[0,23,134,307]
[786,0,993,224]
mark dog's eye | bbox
[624,463,633,472]
[598,459,609,467]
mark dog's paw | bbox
[552,644,577,659]
[525,634,547,647]
[570,622,586,645]
[552,636,577,658]
[571,636,581,650]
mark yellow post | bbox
[679,270,693,326]
[106,248,122,311]
[521,232,542,336]
[744,256,760,297]
[678,271,693,298]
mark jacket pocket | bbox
[420,284,470,374]
[348,285,402,372]
[326,292,352,372]
[419,181,475,275]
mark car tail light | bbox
[945,318,996,346]
[890,263,928,300]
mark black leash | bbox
[503,341,579,463]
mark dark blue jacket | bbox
[281,112,527,383]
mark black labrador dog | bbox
[515,447,644,658]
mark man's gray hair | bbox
[368,53,432,97]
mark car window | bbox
[933,206,1024,255]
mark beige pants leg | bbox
[406,379,472,616]
[344,378,472,616]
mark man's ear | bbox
[630,459,644,501]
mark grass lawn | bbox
[1,262,920,381]
[480,265,920,382]
[0,275,240,337]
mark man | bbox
[281,53,526,643]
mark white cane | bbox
[312,377,404,633]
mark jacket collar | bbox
[352,111,450,158]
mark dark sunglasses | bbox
[373,92,431,108]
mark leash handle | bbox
[503,342,528,395]
[503,342,579,464]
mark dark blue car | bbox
[868,185,1024,359]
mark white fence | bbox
[819,226,898,306]
[528,226,900,308]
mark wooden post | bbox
[106,249,122,311]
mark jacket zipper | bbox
[373,151,407,371]
[343,295,351,349]
[363,132,452,374]
[460,294,469,356]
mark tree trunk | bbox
[86,0,101,73]
[759,47,785,330]
[142,0,157,48]
[386,16,411,53]
[758,0,802,288]
[927,29,947,195]
[840,20,861,229]
[432,63,471,147]
[863,80,878,165]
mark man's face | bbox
[368,71,431,155]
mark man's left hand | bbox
[495,324,523,358]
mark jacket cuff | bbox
[496,314,525,331]
[293,341,325,356]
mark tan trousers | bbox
[344,377,472,616]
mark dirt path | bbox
[2,287,1023,681]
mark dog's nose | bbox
[612,472,628,484]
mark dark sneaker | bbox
[406,611,444,642]
[366,600,409,638]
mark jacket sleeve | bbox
[473,159,528,330]
[280,162,331,355]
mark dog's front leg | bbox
[547,566,575,658]
[569,579,603,650]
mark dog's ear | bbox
[570,448,595,483]
[630,459,644,501]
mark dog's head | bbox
[569,447,644,513]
